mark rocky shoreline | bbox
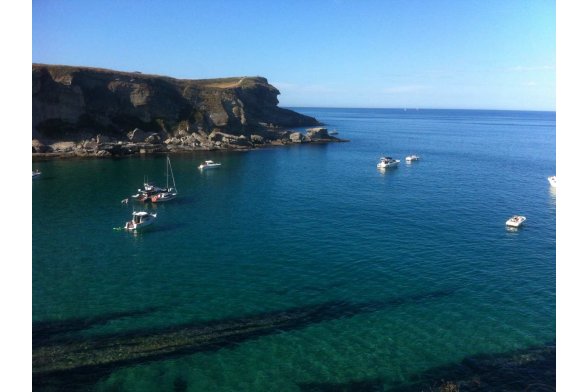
[32,127,348,160]
[33,64,338,161]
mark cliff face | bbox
[32,64,320,141]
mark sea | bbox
[32,108,556,391]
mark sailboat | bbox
[151,156,178,203]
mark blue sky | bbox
[32,0,555,110]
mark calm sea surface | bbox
[32,108,556,391]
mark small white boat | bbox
[547,176,556,188]
[199,160,222,170]
[329,129,339,135]
[125,211,157,231]
[32,170,42,179]
[377,156,400,169]
[505,215,526,228]
[405,155,420,162]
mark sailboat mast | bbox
[169,156,177,190]
[165,156,169,189]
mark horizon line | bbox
[281,106,556,113]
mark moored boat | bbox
[143,182,167,193]
[124,211,157,231]
[131,189,157,203]
[377,156,400,169]
[151,156,178,203]
[505,215,526,228]
[547,176,556,188]
[405,155,420,162]
[198,160,222,170]
[32,170,42,179]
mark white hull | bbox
[548,176,556,188]
[405,155,420,162]
[377,160,399,169]
[125,212,157,231]
[199,161,222,170]
[505,215,526,228]
[126,220,155,231]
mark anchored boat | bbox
[198,160,222,170]
[124,211,157,231]
[505,215,526,228]
[151,156,178,203]
[377,156,400,169]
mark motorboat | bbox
[199,160,222,170]
[377,156,400,169]
[548,176,556,188]
[329,129,339,135]
[124,211,157,231]
[32,170,42,179]
[405,155,420,162]
[505,215,526,228]
[151,156,178,203]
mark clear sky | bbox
[32,0,555,110]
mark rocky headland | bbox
[32,64,346,159]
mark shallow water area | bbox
[32,108,555,391]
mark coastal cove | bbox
[32,108,556,391]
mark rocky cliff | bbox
[32,64,340,156]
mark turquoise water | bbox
[32,109,555,391]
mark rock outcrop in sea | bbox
[32,64,346,157]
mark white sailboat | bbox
[151,156,178,203]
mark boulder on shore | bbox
[306,127,332,140]
[32,139,51,153]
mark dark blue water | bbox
[32,108,555,391]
